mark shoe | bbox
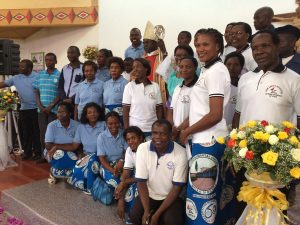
[22,154,32,160]
[36,157,47,164]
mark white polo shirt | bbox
[135,141,188,200]
[124,147,136,170]
[170,76,198,127]
[236,65,300,125]
[224,85,238,127]
[189,59,231,143]
[240,45,258,75]
[122,80,162,132]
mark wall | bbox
[16,0,296,70]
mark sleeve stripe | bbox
[122,103,131,106]
[172,181,186,186]
[235,110,241,114]
[135,178,147,182]
[209,93,224,97]
[123,167,134,170]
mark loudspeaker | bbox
[0,39,20,75]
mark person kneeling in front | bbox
[129,119,188,225]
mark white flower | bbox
[230,129,237,136]
[237,131,246,139]
[239,148,248,158]
[291,149,300,161]
[268,135,279,145]
[265,125,275,134]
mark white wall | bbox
[99,0,296,57]
[16,0,296,70]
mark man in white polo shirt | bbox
[233,30,300,128]
[232,30,300,225]
[129,119,188,225]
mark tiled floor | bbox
[0,155,50,193]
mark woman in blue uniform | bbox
[45,102,79,184]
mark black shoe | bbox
[36,157,47,164]
[22,154,32,160]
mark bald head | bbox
[254,6,274,31]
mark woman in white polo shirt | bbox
[168,56,198,150]
[180,28,231,225]
[123,58,163,139]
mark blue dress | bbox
[67,121,106,192]
[97,129,128,199]
[44,119,79,178]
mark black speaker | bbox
[0,39,20,75]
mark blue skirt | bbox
[105,104,123,124]
[186,142,225,225]
[50,150,78,178]
[68,153,100,192]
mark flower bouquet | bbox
[0,89,19,121]
[82,46,98,61]
[218,120,300,225]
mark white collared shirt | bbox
[135,141,188,200]
[241,46,257,75]
[122,81,162,132]
[236,67,300,125]
[189,61,231,143]
[224,85,238,127]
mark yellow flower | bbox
[291,149,300,161]
[278,132,288,140]
[3,96,8,99]
[6,92,11,96]
[230,133,237,140]
[261,151,278,166]
[290,136,300,146]
[247,120,257,128]
[239,139,247,148]
[216,137,225,144]
[282,121,295,129]
[261,133,270,142]
[290,167,300,179]
[253,131,263,140]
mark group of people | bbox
[1,5,300,225]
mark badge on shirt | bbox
[181,95,190,103]
[148,92,156,100]
[114,85,121,92]
[53,78,58,84]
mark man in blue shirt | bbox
[124,28,145,59]
[58,46,84,104]
[0,60,42,160]
[33,53,60,160]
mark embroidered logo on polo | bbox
[186,198,198,220]
[230,95,237,104]
[220,184,234,210]
[92,88,100,93]
[181,95,190,103]
[265,85,283,98]
[201,199,217,224]
[189,154,219,195]
[148,92,156,99]
[166,161,175,170]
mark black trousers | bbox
[38,112,56,149]
[129,196,185,225]
[19,109,41,157]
